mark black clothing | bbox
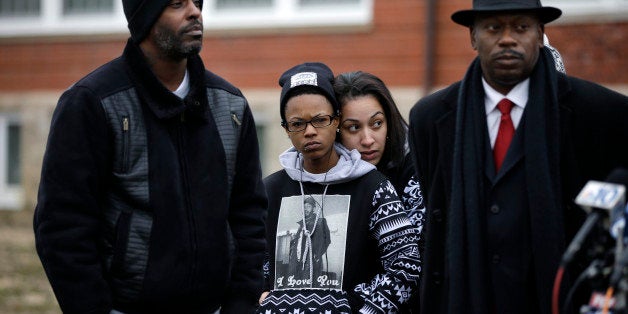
[34,39,267,314]
[289,215,331,282]
[409,48,628,314]
[260,146,420,313]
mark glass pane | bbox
[7,123,20,185]
[299,0,359,5]
[63,0,113,15]
[0,0,41,17]
[545,0,595,3]
[216,0,272,9]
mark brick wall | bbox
[432,0,628,87]
[548,22,628,84]
[0,0,625,92]
[0,0,426,91]
[0,40,125,91]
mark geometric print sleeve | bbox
[400,175,426,282]
[353,180,421,313]
[401,175,426,233]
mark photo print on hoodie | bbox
[274,194,350,290]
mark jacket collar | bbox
[441,70,571,108]
[434,70,572,183]
[122,38,209,121]
[555,71,572,102]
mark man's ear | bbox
[470,27,477,50]
[535,22,545,48]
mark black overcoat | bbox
[409,72,628,313]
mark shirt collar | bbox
[482,77,529,114]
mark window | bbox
[544,0,628,23]
[0,0,373,37]
[0,0,40,17]
[63,0,114,15]
[0,0,125,38]
[203,0,373,30]
[216,0,272,9]
[300,0,359,4]
[0,114,22,210]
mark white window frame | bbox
[202,0,373,30]
[0,0,127,38]
[0,0,373,38]
[544,0,628,23]
[0,114,23,210]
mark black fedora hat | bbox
[451,0,562,26]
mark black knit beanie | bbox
[278,62,339,123]
[122,0,182,43]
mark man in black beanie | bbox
[34,1,268,313]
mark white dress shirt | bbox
[483,78,529,148]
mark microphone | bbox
[589,168,628,287]
[553,169,627,314]
[622,202,628,247]
[576,168,628,246]
[561,169,628,265]
[612,203,628,287]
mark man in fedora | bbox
[408,0,628,313]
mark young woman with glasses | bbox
[258,62,420,314]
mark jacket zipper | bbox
[121,117,130,173]
[231,112,241,129]
[177,112,198,291]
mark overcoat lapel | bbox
[435,90,458,192]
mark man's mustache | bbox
[494,49,524,59]
[182,20,203,33]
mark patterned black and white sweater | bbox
[260,144,420,313]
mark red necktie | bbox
[493,98,515,172]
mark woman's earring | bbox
[336,128,340,133]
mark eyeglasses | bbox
[282,115,336,132]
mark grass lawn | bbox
[0,209,59,314]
